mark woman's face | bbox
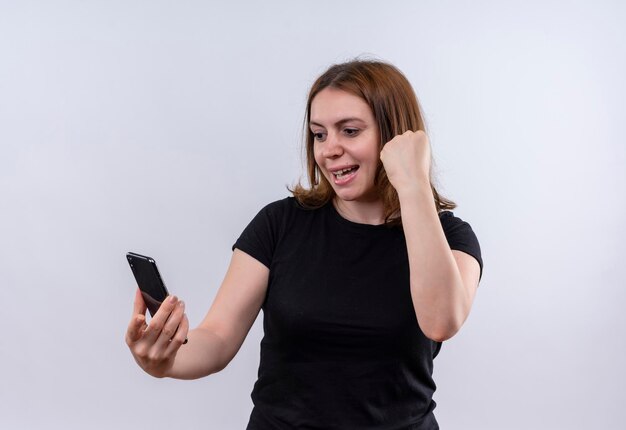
[310,88,381,204]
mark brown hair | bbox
[290,59,456,224]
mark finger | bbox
[165,313,189,356]
[143,295,179,341]
[133,288,147,317]
[155,300,186,347]
[126,313,147,345]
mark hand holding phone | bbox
[125,252,189,377]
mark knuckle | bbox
[169,337,184,348]
[148,322,163,334]
[159,303,173,314]
[147,350,162,363]
[162,326,175,339]
[133,345,149,360]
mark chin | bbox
[334,190,364,202]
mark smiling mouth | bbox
[332,166,359,179]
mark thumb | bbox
[126,314,147,345]
[133,288,147,317]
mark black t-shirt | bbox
[233,197,483,430]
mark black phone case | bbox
[126,252,170,317]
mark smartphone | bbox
[126,252,188,344]
[126,252,170,317]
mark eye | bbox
[312,131,326,142]
[343,128,359,137]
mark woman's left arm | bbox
[380,131,481,342]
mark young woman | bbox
[126,59,483,429]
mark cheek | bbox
[356,148,379,167]
[368,141,382,164]
[354,134,380,163]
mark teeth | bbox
[334,167,356,177]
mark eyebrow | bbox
[309,117,366,129]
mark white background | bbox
[1,1,624,429]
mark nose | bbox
[321,132,343,158]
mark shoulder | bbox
[247,196,316,234]
[259,196,324,218]
[437,210,480,243]
[260,196,304,211]
[438,210,472,231]
[253,196,308,221]
[438,209,459,221]
[233,197,320,268]
[438,210,484,281]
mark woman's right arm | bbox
[125,249,269,379]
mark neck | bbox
[333,197,385,225]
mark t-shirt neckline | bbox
[326,201,392,232]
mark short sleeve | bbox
[232,199,287,269]
[439,211,484,282]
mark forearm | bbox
[398,183,470,342]
[165,327,230,380]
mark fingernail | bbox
[179,300,185,308]
[168,295,178,304]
